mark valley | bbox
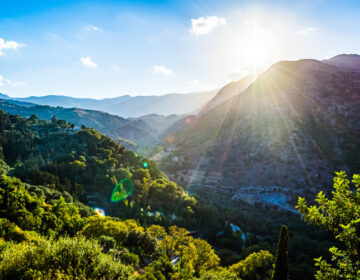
[1,1,360,278]
[1,54,360,280]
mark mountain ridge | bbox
[8,90,218,118]
[159,55,360,197]
[0,98,182,153]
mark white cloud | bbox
[0,75,25,87]
[80,56,98,68]
[0,37,24,55]
[189,80,215,91]
[6,79,26,87]
[296,26,316,35]
[152,65,172,75]
[85,25,102,31]
[190,16,226,35]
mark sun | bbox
[244,41,267,67]
[238,22,276,73]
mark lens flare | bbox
[94,207,106,217]
[110,178,134,202]
[143,162,148,168]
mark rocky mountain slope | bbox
[160,55,360,197]
[323,54,360,71]
[198,75,255,115]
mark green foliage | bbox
[121,251,140,267]
[159,225,220,277]
[99,235,116,252]
[137,256,178,280]
[0,110,194,224]
[0,174,85,237]
[80,216,143,244]
[0,218,35,242]
[199,269,239,280]
[229,250,274,280]
[0,111,302,279]
[0,236,133,280]
[147,224,166,239]
[296,171,360,279]
[272,225,289,280]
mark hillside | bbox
[0,99,181,152]
[323,53,360,71]
[0,111,334,280]
[9,90,218,118]
[0,140,224,279]
[199,75,255,115]
[160,55,360,198]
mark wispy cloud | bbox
[84,25,102,31]
[0,75,26,87]
[0,37,25,55]
[190,16,226,35]
[6,79,26,87]
[296,26,316,35]
[80,56,98,68]
[152,65,172,75]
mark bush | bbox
[121,252,140,266]
[0,236,133,280]
[99,235,116,252]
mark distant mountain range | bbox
[159,54,360,197]
[1,90,218,118]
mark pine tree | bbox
[272,225,288,280]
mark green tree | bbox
[229,250,274,280]
[50,115,57,124]
[99,235,116,252]
[272,225,288,280]
[296,171,360,279]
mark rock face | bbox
[161,55,360,196]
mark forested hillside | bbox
[0,110,342,279]
[0,111,277,279]
[0,99,182,154]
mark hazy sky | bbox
[0,0,359,98]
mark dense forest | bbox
[0,111,359,279]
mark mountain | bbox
[198,75,255,115]
[0,110,194,217]
[159,55,360,197]
[0,93,9,99]
[0,104,333,280]
[10,90,218,118]
[323,54,360,71]
[0,99,180,152]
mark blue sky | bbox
[0,0,359,98]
